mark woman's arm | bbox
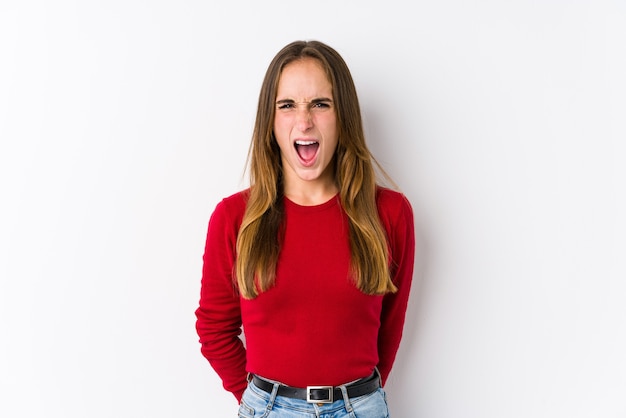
[195,196,248,401]
[377,192,416,384]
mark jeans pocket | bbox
[237,399,255,418]
[352,388,390,418]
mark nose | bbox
[295,106,313,132]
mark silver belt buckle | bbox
[306,386,334,403]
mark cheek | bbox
[318,114,337,134]
[326,139,339,158]
[273,122,291,154]
[273,116,292,139]
[320,119,339,147]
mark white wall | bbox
[1,1,624,417]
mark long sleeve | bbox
[376,192,416,385]
[195,194,248,401]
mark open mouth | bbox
[294,140,319,164]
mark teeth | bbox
[295,140,318,146]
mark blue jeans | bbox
[238,377,391,418]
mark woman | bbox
[195,40,415,417]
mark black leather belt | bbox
[251,372,380,404]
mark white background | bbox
[1,1,625,417]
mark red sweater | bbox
[195,187,415,401]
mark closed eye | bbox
[311,101,331,109]
[277,102,295,110]
[275,98,333,111]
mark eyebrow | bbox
[275,97,334,105]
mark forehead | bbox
[276,58,333,99]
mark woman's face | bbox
[273,58,339,190]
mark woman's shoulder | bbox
[211,189,249,220]
[219,188,249,208]
[375,186,414,227]
[375,187,415,251]
[376,186,412,211]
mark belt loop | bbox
[374,367,383,387]
[265,381,280,414]
[338,385,355,414]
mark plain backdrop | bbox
[1,1,625,417]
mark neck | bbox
[283,176,338,206]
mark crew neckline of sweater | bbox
[283,193,340,212]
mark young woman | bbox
[195,40,415,417]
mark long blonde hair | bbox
[236,40,397,299]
